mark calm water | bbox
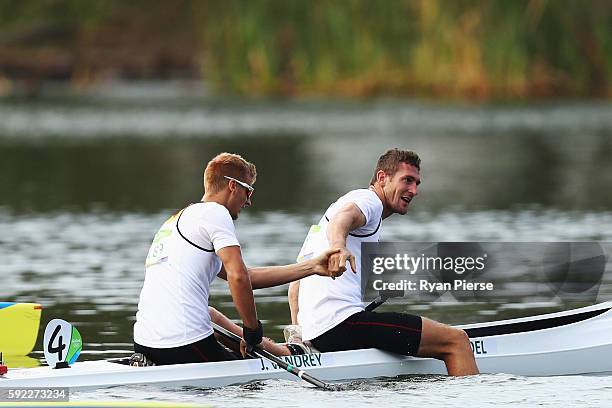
[1,92,612,406]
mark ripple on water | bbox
[69,374,612,408]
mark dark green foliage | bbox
[0,0,610,99]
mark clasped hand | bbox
[311,247,357,279]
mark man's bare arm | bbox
[326,203,365,274]
[288,281,300,325]
[216,246,258,329]
[247,248,342,289]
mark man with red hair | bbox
[134,152,342,365]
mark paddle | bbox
[365,289,404,312]
[212,322,331,389]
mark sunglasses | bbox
[224,176,254,199]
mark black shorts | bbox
[134,333,237,366]
[310,311,422,356]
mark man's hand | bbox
[242,320,263,357]
[239,339,249,357]
[310,248,347,278]
[326,247,357,279]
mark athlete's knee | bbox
[448,328,471,352]
[434,326,469,354]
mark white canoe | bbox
[1,302,611,390]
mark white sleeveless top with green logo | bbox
[296,189,383,341]
[134,202,239,348]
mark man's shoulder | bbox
[337,188,382,209]
[183,202,234,226]
[341,188,379,200]
[327,188,382,229]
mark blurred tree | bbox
[0,0,610,99]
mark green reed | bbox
[1,0,610,99]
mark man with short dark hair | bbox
[289,148,479,376]
[134,152,343,365]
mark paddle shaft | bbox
[365,289,405,312]
[365,296,385,312]
[212,322,330,389]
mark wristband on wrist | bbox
[243,320,263,350]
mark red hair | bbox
[204,153,257,193]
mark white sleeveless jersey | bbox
[134,202,239,348]
[296,189,383,340]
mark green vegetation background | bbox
[0,0,611,100]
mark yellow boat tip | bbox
[0,302,42,356]
[0,354,41,368]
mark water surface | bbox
[1,95,611,406]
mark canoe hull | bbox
[1,302,611,389]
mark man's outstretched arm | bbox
[247,248,343,289]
